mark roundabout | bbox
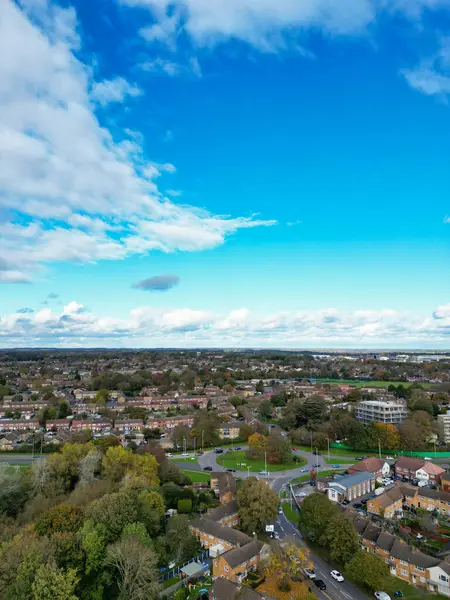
[216,449,307,472]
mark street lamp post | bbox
[201,430,204,452]
[326,436,330,460]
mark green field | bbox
[324,457,356,465]
[180,469,211,483]
[217,450,305,472]
[281,501,299,524]
[316,378,438,389]
[294,445,384,458]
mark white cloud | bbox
[2,303,450,347]
[402,38,450,97]
[90,77,142,106]
[0,0,274,283]
[139,58,181,76]
[120,0,450,52]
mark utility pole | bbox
[327,436,330,460]
[265,451,268,482]
[310,430,313,455]
[378,438,382,460]
[201,430,204,452]
[315,448,319,473]
[31,434,35,460]
[183,436,187,455]
[193,437,196,454]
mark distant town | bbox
[2,349,450,600]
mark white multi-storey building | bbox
[438,412,450,444]
[354,399,409,425]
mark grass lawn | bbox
[168,454,199,464]
[162,575,181,589]
[291,469,345,484]
[324,457,355,465]
[180,469,211,483]
[281,501,299,524]
[216,450,305,472]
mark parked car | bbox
[304,568,316,580]
[203,466,213,471]
[314,580,326,590]
[385,456,394,460]
[215,448,223,454]
[227,468,236,473]
[235,447,241,450]
[374,593,391,600]
[300,467,309,473]
[418,480,428,487]
[313,463,320,468]
[181,453,189,457]
[424,457,432,461]
[331,464,341,468]
[166,453,173,457]
[292,447,297,451]
[353,502,362,509]
[259,470,269,475]
[296,492,307,498]
[331,570,344,582]
[278,507,283,514]
[313,450,321,455]
[355,457,363,461]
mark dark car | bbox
[360,498,368,505]
[235,447,241,451]
[313,463,321,468]
[215,448,223,454]
[313,450,321,455]
[203,466,213,471]
[353,502,362,509]
[227,468,236,473]
[355,457,363,461]
[310,480,316,487]
[314,579,326,590]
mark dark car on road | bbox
[314,580,326,590]
[227,468,236,473]
[353,502,362,509]
[203,466,213,471]
[313,463,321,468]
[215,448,223,454]
[235,447,241,451]
[313,450,321,455]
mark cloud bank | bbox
[1,302,449,348]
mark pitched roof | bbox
[419,487,450,503]
[207,500,239,522]
[421,462,445,476]
[350,457,385,473]
[362,522,382,542]
[190,518,251,547]
[210,577,274,600]
[395,457,425,471]
[211,472,238,497]
[223,540,264,568]
[376,531,396,552]
[332,471,375,488]
[441,472,450,482]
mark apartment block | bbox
[438,412,450,444]
[354,399,409,424]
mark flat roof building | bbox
[355,399,409,425]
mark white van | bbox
[418,480,428,487]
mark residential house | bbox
[367,486,407,519]
[213,540,264,584]
[46,419,71,431]
[395,457,445,483]
[209,577,275,600]
[0,420,40,432]
[0,435,15,450]
[325,471,375,503]
[218,422,242,440]
[211,472,238,505]
[348,457,390,478]
[442,472,450,493]
[71,419,111,433]
[207,500,240,528]
[190,518,252,554]
[145,415,195,431]
[114,419,144,433]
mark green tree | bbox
[31,562,78,600]
[164,515,199,563]
[95,389,109,405]
[256,380,264,393]
[237,478,279,534]
[345,550,390,590]
[79,520,107,575]
[259,399,273,420]
[191,412,220,448]
[320,514,359,565]
[35,505,83,537]
[298,493,338,541]
[101,446,134,482]
[267,432,292,464]
[86,490,138,542]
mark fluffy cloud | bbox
[120,0,450,52]
[132,274,180,291]
[90,77,142,105]
[0,1,274,283]
[402,37,450,97]
[1,302,450,348]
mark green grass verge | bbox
[291,469,345,484]
[216,450,305,472]
[168,454,199,464]
[323,457,356,465]
[295,445,390,459]
[281,501,299,524]
[180,469,211,483]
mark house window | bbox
[400,560,408,566]
[400,569,409,577]
[416,567,425,572]
[439,575,448,583]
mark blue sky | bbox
[1,0,450,348]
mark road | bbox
[270,477,369,600]
[0,453,40,465]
